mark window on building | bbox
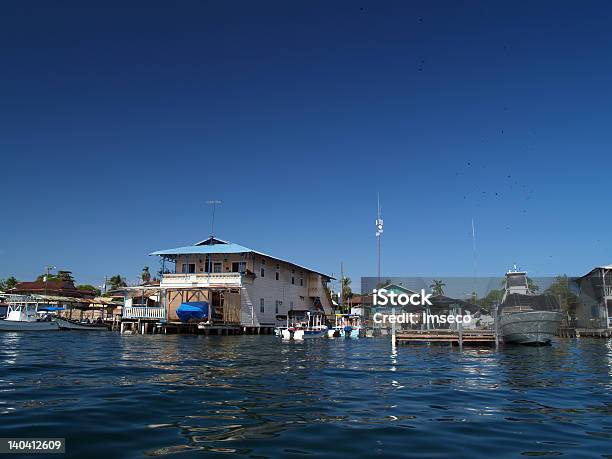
[260,268,265,277]
[275,300,282,314]
[290,301,294,310]
[300,277,303,286]
[181,263,187,273]
[188,264,196,274]
[260,298,265,313]
[291,276,295,285]
[275,271,279,281]
[213,262,222,273]
[231,262,246,273]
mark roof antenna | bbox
[206,200,222,242]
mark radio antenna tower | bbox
[376,193,384,286]
[206,200,222,239]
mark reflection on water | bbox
[0,333,611,458]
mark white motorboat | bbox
[328,313,364,338]
[281,311,327,340]
[0,297,59,331]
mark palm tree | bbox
[108,275,127,291]
[341,277,353,309]
[141,266,151,284]
[430,279,446,296]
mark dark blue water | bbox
[0,333,611,458]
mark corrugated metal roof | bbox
[580,265,612,278]
[150,243,253,256]
[149,239,334,279]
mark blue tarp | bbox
[38,306,65,311]
[176,301,217,322]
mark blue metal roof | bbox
[149,239,334,279]
[150,243,253,256]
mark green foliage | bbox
[108,275,127,291]
[0,276,19,291]
[77,284,101,296]
[527,277,539,292]
[141,266,151,284]
[430,279,446,296]
[36,270,75,283]
[341,277,353,307]
[545,275,578,313]
[478,289,504,312]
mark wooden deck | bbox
[395,329,497,346]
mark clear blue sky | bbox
[1,1,611,289]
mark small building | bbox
[9,280,96,298]
[121,237,334,333]
[575,266,612,330]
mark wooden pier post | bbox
[494,305,500,350]
[458,306,463,350]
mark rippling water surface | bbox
[0,333,611,458]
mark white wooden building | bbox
[123,237,334,330]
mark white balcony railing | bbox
[161,272,243,288]
[123,307,165,320]
[604,286,612,298]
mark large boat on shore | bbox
[498,268,562,345]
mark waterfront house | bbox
[122,237,334,332]
[575,266,612,330]
[9,279,96,298]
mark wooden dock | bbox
[395,329,497,346]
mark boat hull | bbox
[339,326,363,339]
[0,320,59,331]
[53,317,108,331]
[301,329,326,339]
[499,311,562,345]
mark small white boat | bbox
[0,298,59,331]
[280,311,327,340]
[328,313,364,338]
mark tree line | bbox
[0,266,156,296]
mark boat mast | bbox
[471,218,476,301]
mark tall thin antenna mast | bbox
[471,218,476,299]
[206,200,222,239]
[376,193,384,286]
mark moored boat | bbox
[328,313,364,338]
[280,311,327,340]
[0,297,59,331]
[498,268,562,345]
[53,316,109,331]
